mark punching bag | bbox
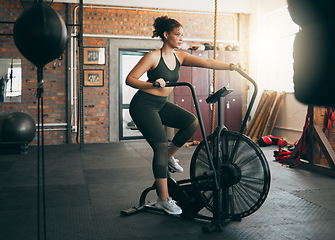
[13,0,67,68]
[288,0,335,106]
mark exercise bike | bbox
[121,68,271,233]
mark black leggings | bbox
[129,90,198,178]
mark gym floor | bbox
[1,140,335,240]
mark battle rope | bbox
[211,0,218,134]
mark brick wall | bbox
[80,6,237,41]
[0,1,68,145]
[0,1,249,145]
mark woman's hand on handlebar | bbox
[153,78,167,88]
[230,62,242,71]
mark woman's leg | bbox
[159,102,198,173]
[168,142,179,158]
[129,92,171,200]
[155,178,169,200]
[160,102,199,155]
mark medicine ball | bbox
[2,112,36,143]
[225,45,233,51]
[13,1,67,68]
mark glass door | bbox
[119,49,149,140]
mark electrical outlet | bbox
[71,126,77,132]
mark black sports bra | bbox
[147,49,180,84]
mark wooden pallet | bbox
[267,91,286,135]
[258,91,279,138]
[246,90,285,142]
[246,90,269,137]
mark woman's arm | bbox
[176,51,239,70]
[125,51,159,89]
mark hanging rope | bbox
[211,0,218,134]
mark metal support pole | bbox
[37,67,47,240]
[66,3,72,144]
[78,0,84,148]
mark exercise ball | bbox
[2,112,36,143]
[13,0,67,68]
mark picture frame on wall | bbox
[83,47,105,65]
[84,69,104,87]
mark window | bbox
[0,59,22,102]
[257,6,299,92]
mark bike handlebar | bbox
[153,67,256,91]
[153,81,186,88]
[153,67,258,134]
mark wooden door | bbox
[208,50,227,129]
[225,51,242,94]
[174,50,193,141]
[224,94,242,132]
[208,50,227,91]
[191,50,210,96]
[175,50,191,96]
[174,95,192,112]
[192,96,211,141]
[173,95,193,142]
[191,50,210,141]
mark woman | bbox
[126,16,240,215]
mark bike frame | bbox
[122,68,261,231]
[164,68,259,228]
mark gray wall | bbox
[109,38,162,142]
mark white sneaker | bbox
[155,197,182,215]
[168,156,183,173]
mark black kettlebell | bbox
[13,0,67,68]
